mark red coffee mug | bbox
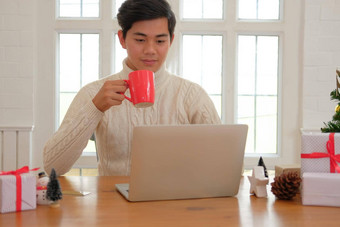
[123,70,155,108]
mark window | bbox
[237,35,279,154]
[238,0,280,20]
[182,0,223,19]
[179,1,281,158]
[58,0,100,18]
[182,35,223,117]
[58,33,99,153]
[41,0,302,174]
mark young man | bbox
[43,0,221,176]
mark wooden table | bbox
[0,176,339,226]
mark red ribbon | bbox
[301,133,340,173]
[0,166,39,211]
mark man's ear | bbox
[118,30,126,49]
[170,34,175,45]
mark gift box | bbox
[0,167,37,213]
[302,172,340,207]
[301,131,340,176]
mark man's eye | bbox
[157,40,166,44]
[135,39,145,42]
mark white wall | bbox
[1,0,339,169]
[303,0,340,129]
[0,0,36,127]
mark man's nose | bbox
[144,41,156,54]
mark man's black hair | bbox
[117,0,176,39]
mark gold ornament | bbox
[336,105,340,113]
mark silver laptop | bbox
[116,124,248,202]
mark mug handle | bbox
[122,80,132,102]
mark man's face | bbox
[118,17,174,72]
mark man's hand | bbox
[92,80,128,112]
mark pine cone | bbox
[271,172,301,200]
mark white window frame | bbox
[36,0,303,171]
[172,0,301,169]
[235,32,283,157]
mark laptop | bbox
[116,124,248,202]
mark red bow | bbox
[0,166,39,211]
[0,166,39,176]
[301,133,340,173]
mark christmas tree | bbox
[321,69,340,132]
[46,168,62,205]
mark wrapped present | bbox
[302,172,340,207]
[301,131,340,176]
[0,166,38,213]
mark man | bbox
[43,0,221,176]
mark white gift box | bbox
[302,172,340,207]
[301,131,340,176]
[0,173,37,213]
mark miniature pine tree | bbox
[258,156,268,178]
[321,69,340,132]
[46,168,62,205]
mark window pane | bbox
[238,96,255,153]
[237,35,279,154]
[183,0,223,19]
[238,0,280,20]
[256,96,277,153]
[114,34,127,73]
[82,34,99,86]
[238,0,257,19]
[237,36,256,95]
[60,34,81,92]
[239,117,255,153]
[202,36,222,94]
[183,35,201,84]
[238,96,255,119]
[258,0,280,19]
[59,33,99,91]
[183,35,222,117]
[183,0,202,18]
[84,140,96,153]
[59,0,99,18]
[59,92,76,125]
[83,0,99,17]
[257,36,278,95]
[59,0,81,17]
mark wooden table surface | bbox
[0,175,339,227]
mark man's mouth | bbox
[142,59,157,65]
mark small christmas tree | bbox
[46,168,62,207]
[321,69,340,132]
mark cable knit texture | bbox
[43,61,221,176]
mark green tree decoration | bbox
[258,156,268,177]
[46,168,63,207]
[321,69,340,133]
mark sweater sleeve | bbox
[184,83,222,124]
[43,85,104,176]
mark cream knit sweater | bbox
[43,61,221,176]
